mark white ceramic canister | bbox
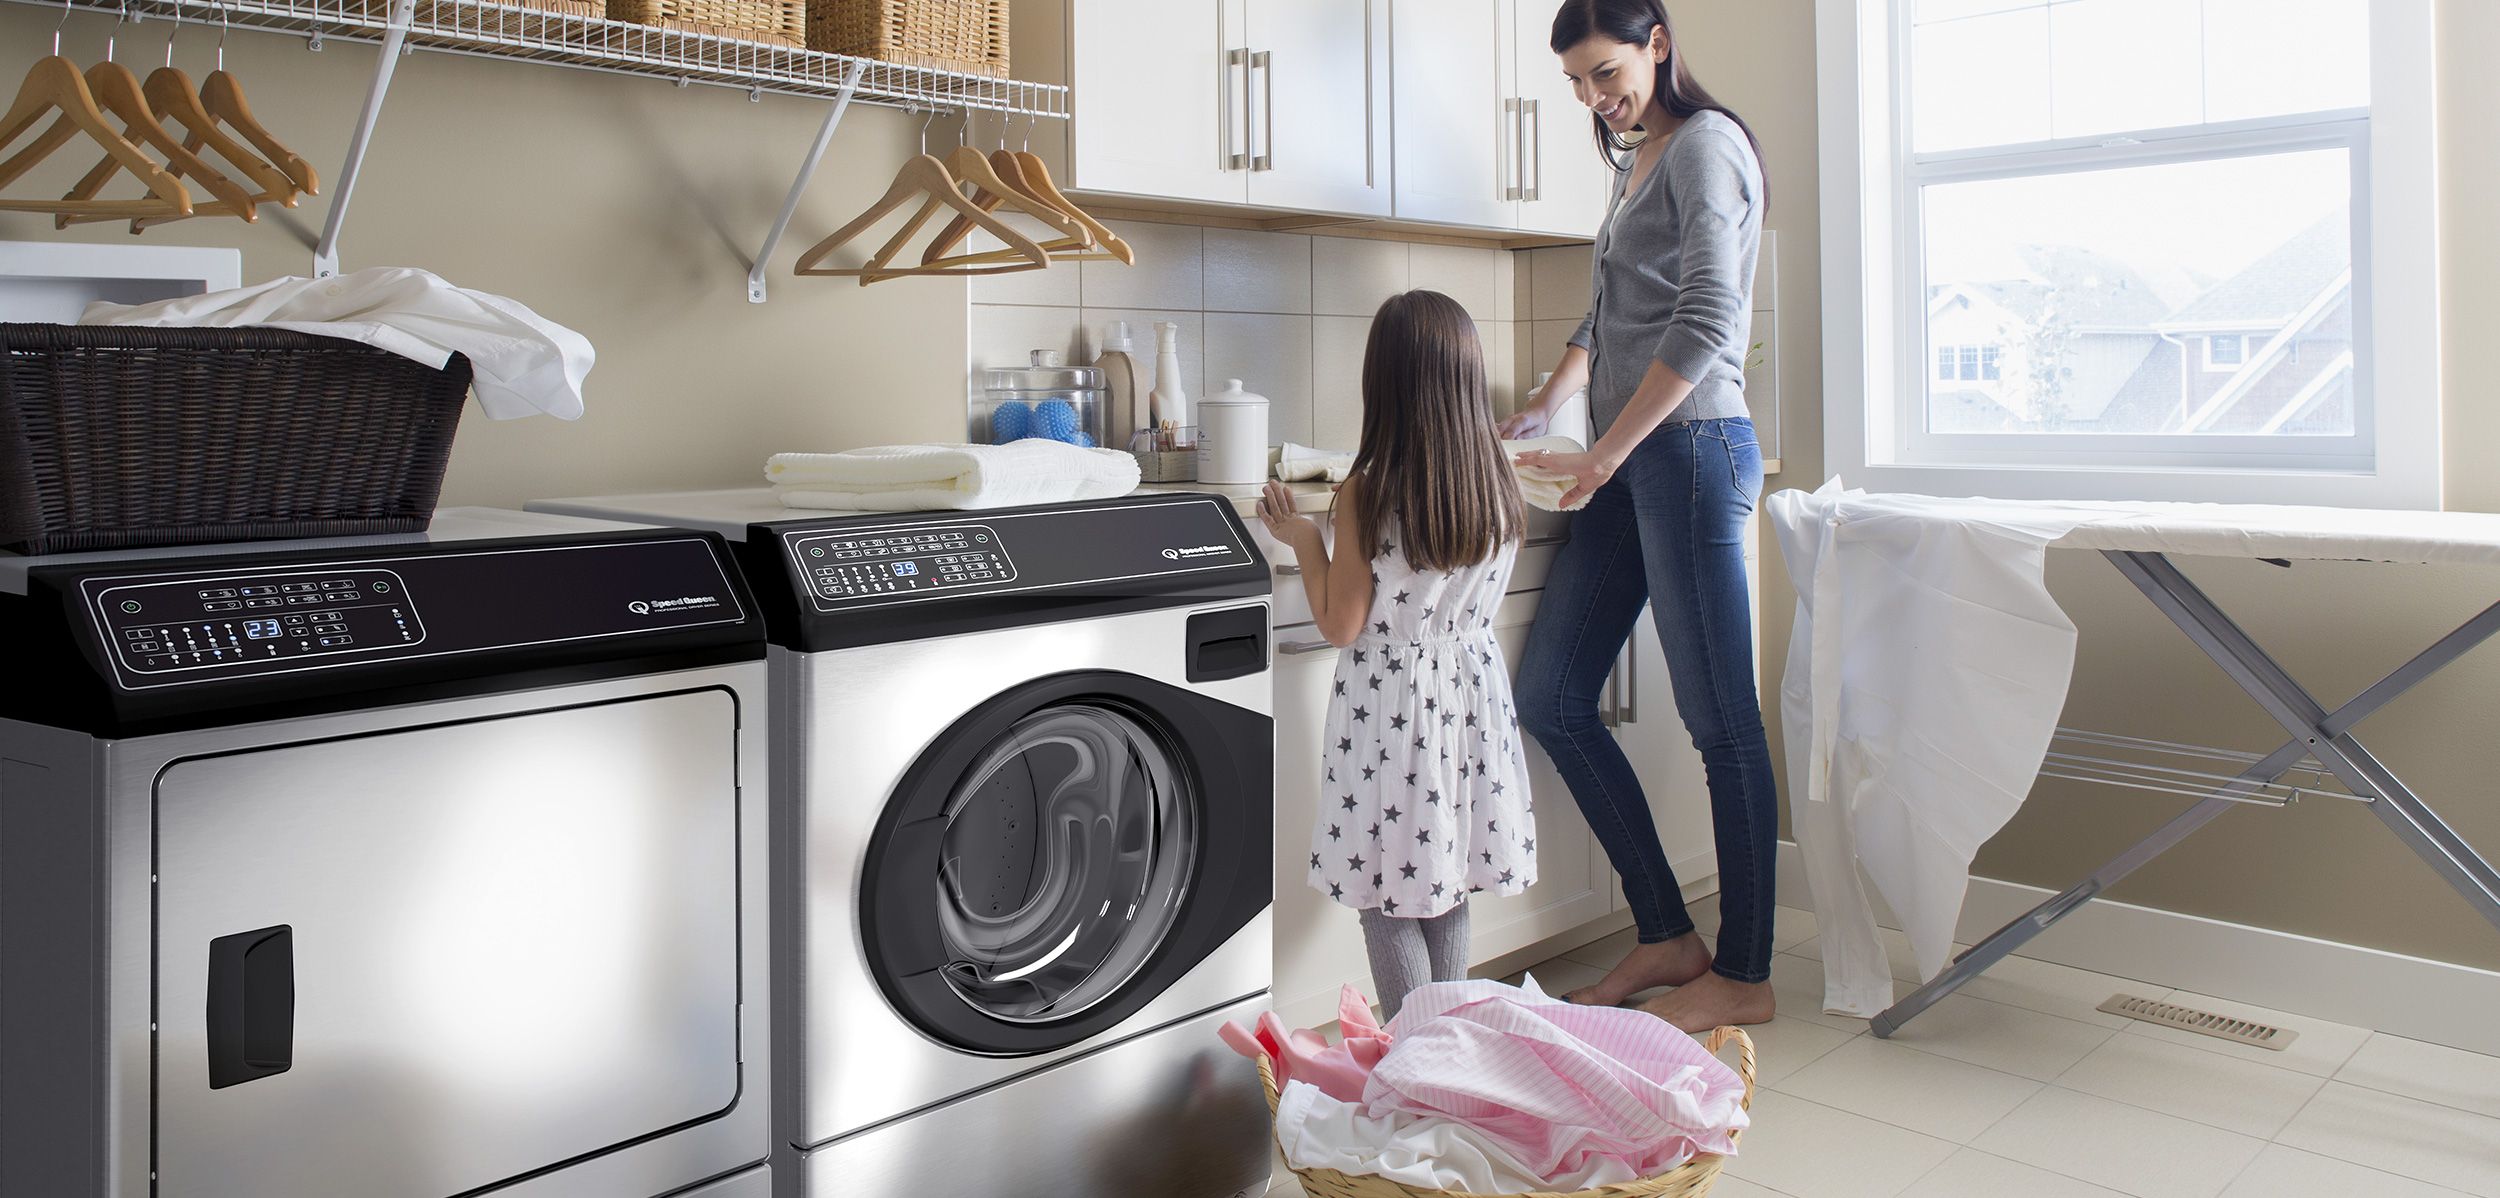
[1196,379,1270,485]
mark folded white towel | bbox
[1504,436,1591,512]
[83,266,592,421]
[1276,442,1356,484]
[764,441,1142,512]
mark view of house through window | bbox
[1907,0,2370,447]
[1923,150,2354,436]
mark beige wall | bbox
[0,10,975,508]
[1696,0,2500,969]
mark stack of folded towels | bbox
[765,441,1142,511]
[1223,978,1749,1193]
[1272,437,1594,514]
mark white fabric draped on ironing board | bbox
[1768,482,2500,1017]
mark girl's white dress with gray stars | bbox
[1310,527,1535,917]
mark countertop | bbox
[526,482,1343,539]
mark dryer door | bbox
[151,689,743,1198]
[861,671,1271,1056]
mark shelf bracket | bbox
[748,59,868,304]
[312,0,418,278]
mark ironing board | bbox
[1867,500,2500,1037]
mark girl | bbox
[1503,0,1777,1031]
[1259,290,1535,1020]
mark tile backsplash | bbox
[969,220,1524,451]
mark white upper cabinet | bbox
[1064,0,1599,238]
[1068,0,1239,205]
[1244,0,1393,216]
[1512,1,1609,238]
[1068,0,1390,216]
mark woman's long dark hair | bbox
[1549,0,1768,207]
[1342,291,1525,573]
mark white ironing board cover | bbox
[2045,500,2500,566]
[1769,484,2500,1017]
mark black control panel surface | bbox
[5,530,765,736]
[746,495,1270,652]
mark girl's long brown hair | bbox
[1549,0,1770,211]
[1343,290,1525,572]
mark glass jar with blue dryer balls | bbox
[977,351,1107,448]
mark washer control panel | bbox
[786,524,1016,603]
[774,497,1257,614]
[97,568,420,673]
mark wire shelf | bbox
[11,0,1069,116]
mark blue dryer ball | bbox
[989,401,1032,443]
[1035,399,1080,442]
[1073,431,1095,448]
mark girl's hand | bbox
[1498,404,1550,441]
[1515,447,1618,509]
[1259,481,1322,546]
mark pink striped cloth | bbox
[1221,985,1391,1103]
[1364,979,1749,1179]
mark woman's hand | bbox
[1498,403,1551,441]
[1515,447,1620,509]
[1259,480,1324,548]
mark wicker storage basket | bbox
[611,0,805,46]
[809,0,1009,78]
[0,324,471,556]
[1259,1027,1757,1198]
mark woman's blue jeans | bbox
[1516,417,1778,984]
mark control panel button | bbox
[320,580,351,590]
[245,598,281,609]
[317,635,353,647]
[203,600,242,612]
[281,583,318,594]
[197,588,236,599]
[239,586,278,597]
[334,592,360,602]
[371,582,391,593]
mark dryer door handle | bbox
[206,924,295,1089]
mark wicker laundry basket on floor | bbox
[1259,1026,1757,1198]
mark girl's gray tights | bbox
[1357,901,1472,1021]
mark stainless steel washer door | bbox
[152,690,743,1198]
[935,704,1197,1024]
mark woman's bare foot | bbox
[1638,971,1776,1032]
[1563,933,1714,1005]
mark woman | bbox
[1500,0,1775,1031]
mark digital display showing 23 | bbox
[243,619,284,640]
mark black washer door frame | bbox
[859,669,1272,1057]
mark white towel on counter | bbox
[82,266,592,421]
[1504,436,1591,512]
[1275,442,1356,483]
[766,440,1142,511]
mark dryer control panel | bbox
[75,536,748,691]
[785,523,1017,603]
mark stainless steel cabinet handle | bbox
[1279,639,1337,656]
[1275,563,1303,576]
[1619,628,1638,724]
[1525,99,1543,202]
[1364,0,1376,188]
[1502,97,1521,202]
[1225,48,1250,171]
[1600,664,1620,728]
[1252,50,1274,171]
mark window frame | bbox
[1816,0,2441,507]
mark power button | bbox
[120,600,141,614]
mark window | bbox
[2207,335,2247,370]
[1818,0,2440,506]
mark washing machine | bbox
[0,509,774,1198]
[528,489,1276,1198]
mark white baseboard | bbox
[1775,840,2500,1057]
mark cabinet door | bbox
[1244,0,1392,216]
[1609,607,1719,890]
[1069,0,1245,204]
[1512,0,1608,238]
[1270,629,1377,1031]
[1467,590,1614,962]
[1390,0,1517,228]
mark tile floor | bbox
[1265,906,2500,1198]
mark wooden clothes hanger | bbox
[907,149,1135,277]
[0,54,189,219]
[198,67,316,197]
[57,65,298,230]
[39,56,258,228]
[794,152,1050,283]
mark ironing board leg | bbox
[1873,551,2500,1037]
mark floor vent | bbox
[2097,994,2298,1051]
